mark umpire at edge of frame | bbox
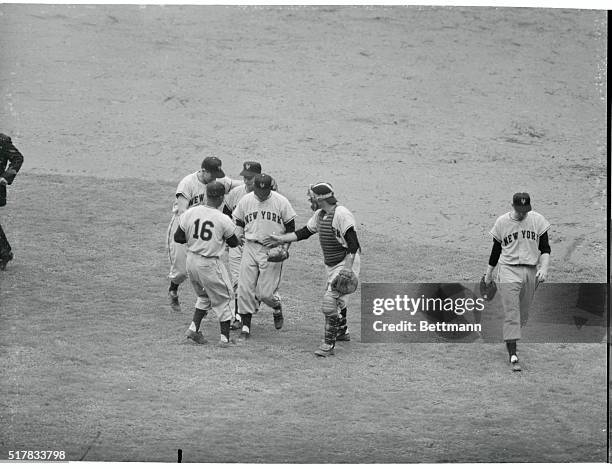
[0,133,24,270]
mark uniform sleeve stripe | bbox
[538,224,551,236]
[341,224,355,236]
[489,231,501,242]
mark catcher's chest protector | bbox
[317,209,346,267]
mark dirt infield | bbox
[0,5,607,463]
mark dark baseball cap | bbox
[206,181,226,198]
[253,173,273,197]
[309,182,337,204]
[201,156,225,179]
[240,161,262,178]
[512,192,532,213]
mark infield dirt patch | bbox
[0,5,607,463]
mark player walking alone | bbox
[483,192,551,371]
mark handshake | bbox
[263,233,285,247]
[263,233,291,263]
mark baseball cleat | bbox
[168,290,181,312]
[314,343,335,357]
[218,338,241,348]
[510,354,521,372]
[187,330,207,345]
[0,252,13,271]
[335,332,351,342]
[273,308,284,330]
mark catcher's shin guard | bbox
[324,314,340,346]
[336,307,350,341]
[338,307,347,333]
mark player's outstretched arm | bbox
[264,225,316,247]
[263,232,297,247]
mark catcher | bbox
[264,182,361,357]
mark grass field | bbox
[0,174,606,462]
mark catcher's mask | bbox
[308,182,337,211]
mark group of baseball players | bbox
[0,132,554,366]
[166,156,552,366]
[166,157,360,356]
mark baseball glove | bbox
[479,275,498,301]
[331,270,359,295]
[267,246,289,263]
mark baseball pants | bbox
[166,214,188,285]
[238,241,282,315]
[496,264,538,341]
[228,245,243,293]
[185,252,235,322]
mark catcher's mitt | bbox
[331,270,359,295]
[479,275,497,301]
[267,246,289,263]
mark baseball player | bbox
[173,181,242,347]
[483,192,551,371]
[264,182,361,357]
[166,156,241,311]
[232,173,296,339]
[0,133,24,271]
[223,161,263,330]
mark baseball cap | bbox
[201,156,225,179]
[512,192,532,213]
[206,181,226,198]
[239,161,262,178]
[309,182,337,204]
[253,173,273,198]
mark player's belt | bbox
[508,264,536,267]
[188,251,219,259]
